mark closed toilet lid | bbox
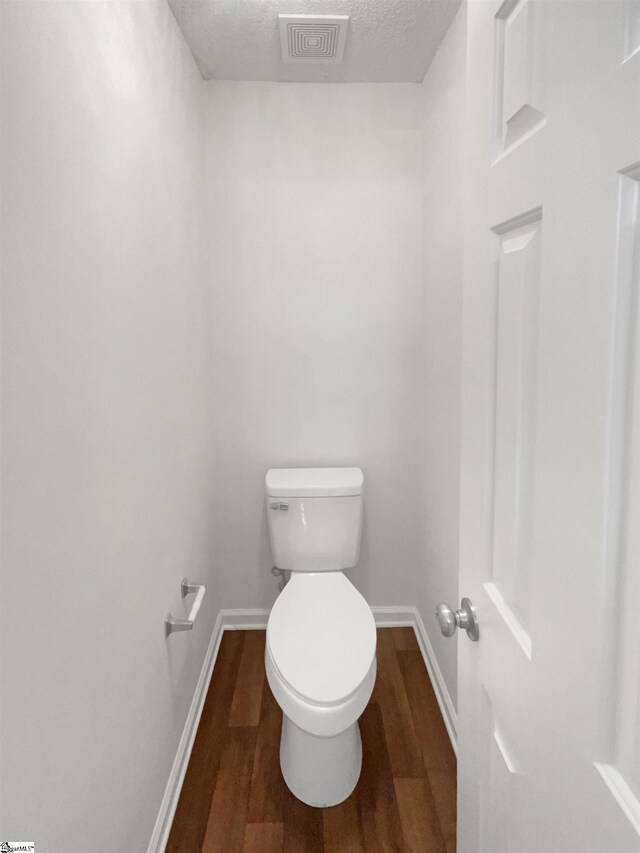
[267,573,376,706]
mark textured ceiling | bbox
[167,0,462,83]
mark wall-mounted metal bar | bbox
[165,577,206,637]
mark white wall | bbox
[0,3,215,850]
[204,82,423,609]
[417,3,467,712]
[1,4,467,843]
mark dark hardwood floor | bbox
[167,628,456,852]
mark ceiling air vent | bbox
[278,15,349,64]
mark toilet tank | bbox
[265,467,364,572]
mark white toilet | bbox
[265,467,377,808]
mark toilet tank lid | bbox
[265,467,363,497]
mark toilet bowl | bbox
[265,467,376,807]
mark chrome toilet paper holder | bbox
[165,578,206,637]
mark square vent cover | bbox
[278,15,349,65]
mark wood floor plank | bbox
[202,726,258,853]
[356,703,407,853]
[166,630,245,853]
[394,777,448,853]
[375,630,424,779]
[229,630,266,727]
[370,666,383,705]
[283,792,324,853]
[242,822,284,852]
[390,626,419,651]
[398,650,456,774]
[427,769,457,843]
[247,680,286,823]
[323,794,365,853]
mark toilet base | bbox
[279,714,362,808]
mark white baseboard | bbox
[221,608,269,629]
[147,610,224,853]
[370,605,415,627]
[411,606,458,756]
[218,606,415,630]
[149,603,457,852]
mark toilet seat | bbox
[266,572,377,737]
[267,572,377,705]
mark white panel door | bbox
[457,1,640,850]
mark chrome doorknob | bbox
[435,603,457,637]
[436,598,479,642]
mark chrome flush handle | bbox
[269,502,289,511]
[436,598,479,642]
